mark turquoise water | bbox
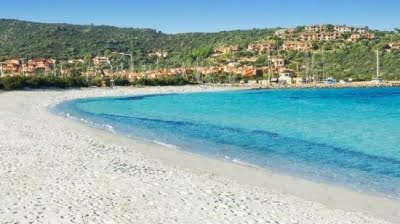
[55,88,400,198]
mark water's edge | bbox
[51,89,400,200]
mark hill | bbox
[0,19,272,65]
[1,19,400,80]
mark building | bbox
[223,63,240,75]
[365,32,375,40]
[274,28,296,38]
[348,33,362,42]
[278,68,296,84]
[301,32,339,41]
[347,32,375,42]
[333,25,369,34]
[270,57,285,67]
[305,25,328,33]
[352,26,369,34]
[214,45,241,54]
[389,43,400,50]
[247,41,275,52]
[282,41,313,51]
[23,59,55,74]
[93,56,110,66]
[293,77,305,85]
[68,59,85,65]
[1,58,21,73]
[387,43,400,52]
[148,51,168,58]
[242,67,256,77]
[196,66,220,75]
[274,29,286,38]
[334,25,352,34]
[241,66,263,78]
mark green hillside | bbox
[1,19,400,80]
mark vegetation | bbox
[282,40,400,81]
[0,75,192,90]
[0,76,88,90]
[1,19,400,81]
[0,19,273,69]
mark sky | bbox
[1,0,399,33]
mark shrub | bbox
[131,77,191,86]
[87,77,103,87]
[113,77,131,86]
[0,75,193,90]
[0,76,89,90]
[0,76,27,90]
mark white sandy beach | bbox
[0,86,399,224]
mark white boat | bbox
[371,77,384,83]
[321,77,337,84]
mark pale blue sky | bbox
[2,0,399,33]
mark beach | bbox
[0,86,399,224]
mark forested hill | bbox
[0,19,167,59]
[1,19,400,80]
[0,19,272,62]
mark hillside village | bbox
[1,24,400,85]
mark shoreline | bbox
[228,80,400,89]
[55,97,399,201]
[1,86,399,223]
[54,87,400,218]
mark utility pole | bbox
[130,53,134,72]
[86,61,91,82]
[53,61,56,77]
[0,62,3,77]
[143,63,146,77]
[21,58,25,76]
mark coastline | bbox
[0,86,399,223]
[233,80,400,89]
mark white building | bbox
[278,69,295,84]
[305,25,328,32]
[334,25,352,34]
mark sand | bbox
[0,86,399,224]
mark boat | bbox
[371,77,384,83]
[321,77,337,84]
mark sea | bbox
[53,88,400,199]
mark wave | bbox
[153,140,180,149]
[231,158,262,169]
[104,124,116,134]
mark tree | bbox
[1,19,400,81]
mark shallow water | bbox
[55,88,400,198]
